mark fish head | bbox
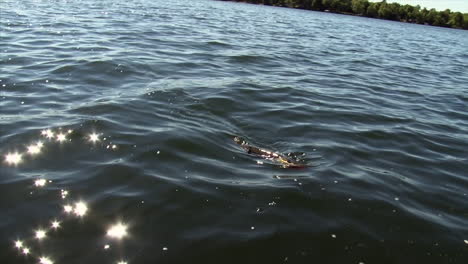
[233,136,247,145]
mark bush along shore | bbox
[220,0,468,30]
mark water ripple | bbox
[1,0,468,263]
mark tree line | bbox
[221,0,468,29]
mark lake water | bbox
[1,0,468,263]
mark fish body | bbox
[233,136,307,168]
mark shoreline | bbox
[219,0,468,30]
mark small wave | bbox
[227,54,271,64]
[206,40,231,47]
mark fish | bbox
[233,136,308,168]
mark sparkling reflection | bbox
[107,223,128,239]
[51,220,60,229]
[5,127,134,262]
[14,240,23,249]
[64,201,89,216]
[2,128,108,168]
[27,142,43,155]
[89,133,100,142]
[22,247,30,255]
[64,204,73,213]
[35,179,47,187]
[61,189,69,199]
[35,229,46,240]
[5,152,22,165]
[39,256,53,264]
[42,129,54,139]
[56,133,67,142]
[73,201,88,217]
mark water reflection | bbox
[27,142,43,155]
[35,179,47,187]
[39,256,53,264]
[5,152,22,165]
[61,189,69,199]
[73,201,88,217]
[62,201,89,217]
[7,127,130,263]
[89,133,100,143]
[35,229,47,240]
[22,247,30,255]
[63,204,73,213]
[14,240,23,249]
[42,129,54,139]
[11,180,131,262]
[107,223,128,240]
[2,127,117,167]
[51,220,60,229]
[56,133,67,142]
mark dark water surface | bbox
[1,0,468,263]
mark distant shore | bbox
[219,0,468,30]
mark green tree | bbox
[440,9,452,23]
[418,8,429,24]
[366,2,379,18]
[448,12,464,28]
[425,8,438,25]
[376,1,399,20]
[321,0,335,10]
[351,0,369,15]
[388,3,401,20]
[285,0,310,8]
[224,0,467,30]
[432,14,446,26]
[398,4,411,21]
[302,0,312,9]
[311,0,323,10]
[409,5,421,22]
[336,0,352,13]
[464,14,468,29]
[378,1,390,19]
